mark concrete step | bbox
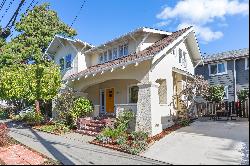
[75,130,99,137]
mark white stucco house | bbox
[46,26,202,136]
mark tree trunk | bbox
[35,100,40,113]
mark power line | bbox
[6,0,25,28]
[0,0,15,23]
[0,0,7,11]
[70,0,87,27]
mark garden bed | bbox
[90,124,184,155]
[33,123,71,136]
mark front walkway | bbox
[2,120,167,165]
[142,119,249,165]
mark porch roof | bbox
[66,26,193,81]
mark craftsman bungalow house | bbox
[46,27,202,136]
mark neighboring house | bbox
[46,27,202,136]
[195,48,249,102]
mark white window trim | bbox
[127,84,139,104]
[209,61,227,76]
[245,57,249,70]
[224,86,229,100]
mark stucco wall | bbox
[84,79,138,105]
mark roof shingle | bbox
[203,48,249,63]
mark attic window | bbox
[66,54,72,69]
[59,58,65,71]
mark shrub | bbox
[22,111,44,126]
[116,135,127,145]
[96,134,112,144]
[71,97,94,121]
[115,109,134,130]
[177,117,190,127]
[130,131,148,141]
[0,123,8,147]
[237,89,249,102]
[38,121,70,134]
[101,125,126,140]
[0,108,9,119]
[54,92,75,126]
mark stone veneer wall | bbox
[135,82,153,135]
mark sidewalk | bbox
[2,120,167,165]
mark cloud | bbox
[156,0,249,42]
[155,21,170,27]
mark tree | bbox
[0,3,77,67]
[171,75,210,118]
[206,85,225,103]
[0,3,77,113]
[0,63,61,113]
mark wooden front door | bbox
[105,88,114,113]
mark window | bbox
[123,43,128,56]
[156,79,167,104]
[108,49,112,61]
[209,62,227,75]
[113,48,118,59]
[224,86,228,99]
[103,51,108,62]
[179,49,182,63]
[59,58,65,71]
[99,54,104,63]
[172,49,175,55]
[119,45,124,57]
[65,54,72,69]
[128,86,139,103]
[245,57,249,70]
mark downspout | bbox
[234,59,237,101]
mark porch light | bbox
[92,73,96,76]
[110,68,114,72]
[85,75,88,78]
[122,66,126,69]
[135,62,139,66]
[101,71,104,75]
[77,77,80,80]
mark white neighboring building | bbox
[46,27,202,136]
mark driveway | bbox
[142,119,249,165]
[1,120,167,165]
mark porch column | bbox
[135,82,159,136]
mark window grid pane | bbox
[123,44,128,56]
[113,48,118,59]
[66,54,72,68]
[210,64,217,75]
[218,63,225,73]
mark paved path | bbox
[2,120,167,165]
[0,144,46,165]
[142,119,249,165]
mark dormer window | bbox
[59,58,65,71]
[108,49,112,61]
[104,51,108,62]
[66,54,72,69]
[119,45,124,57]
[123,43,128,56]
[113,48,118,59]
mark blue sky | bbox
[0,0,249,55]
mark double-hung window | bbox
[245,57,249,70]
[209,62,227,76]
[65,54,72,69]
[108,49,113,61]
[113,48,118,59]
[59,58,65,71]
[119,45,124,57]
[224,86,229,99]
[128,86,139,103]
[123,43,129,56]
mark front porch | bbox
[84,79,139,118]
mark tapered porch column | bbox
[135,82,159,136]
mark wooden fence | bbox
[195,98,249,119]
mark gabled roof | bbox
[203,48,249,63]
[45,34,94,55]
[85,27,172,53]
[68,26,193,80]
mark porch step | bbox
[79,125,102,132]
[75,130,99,137]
